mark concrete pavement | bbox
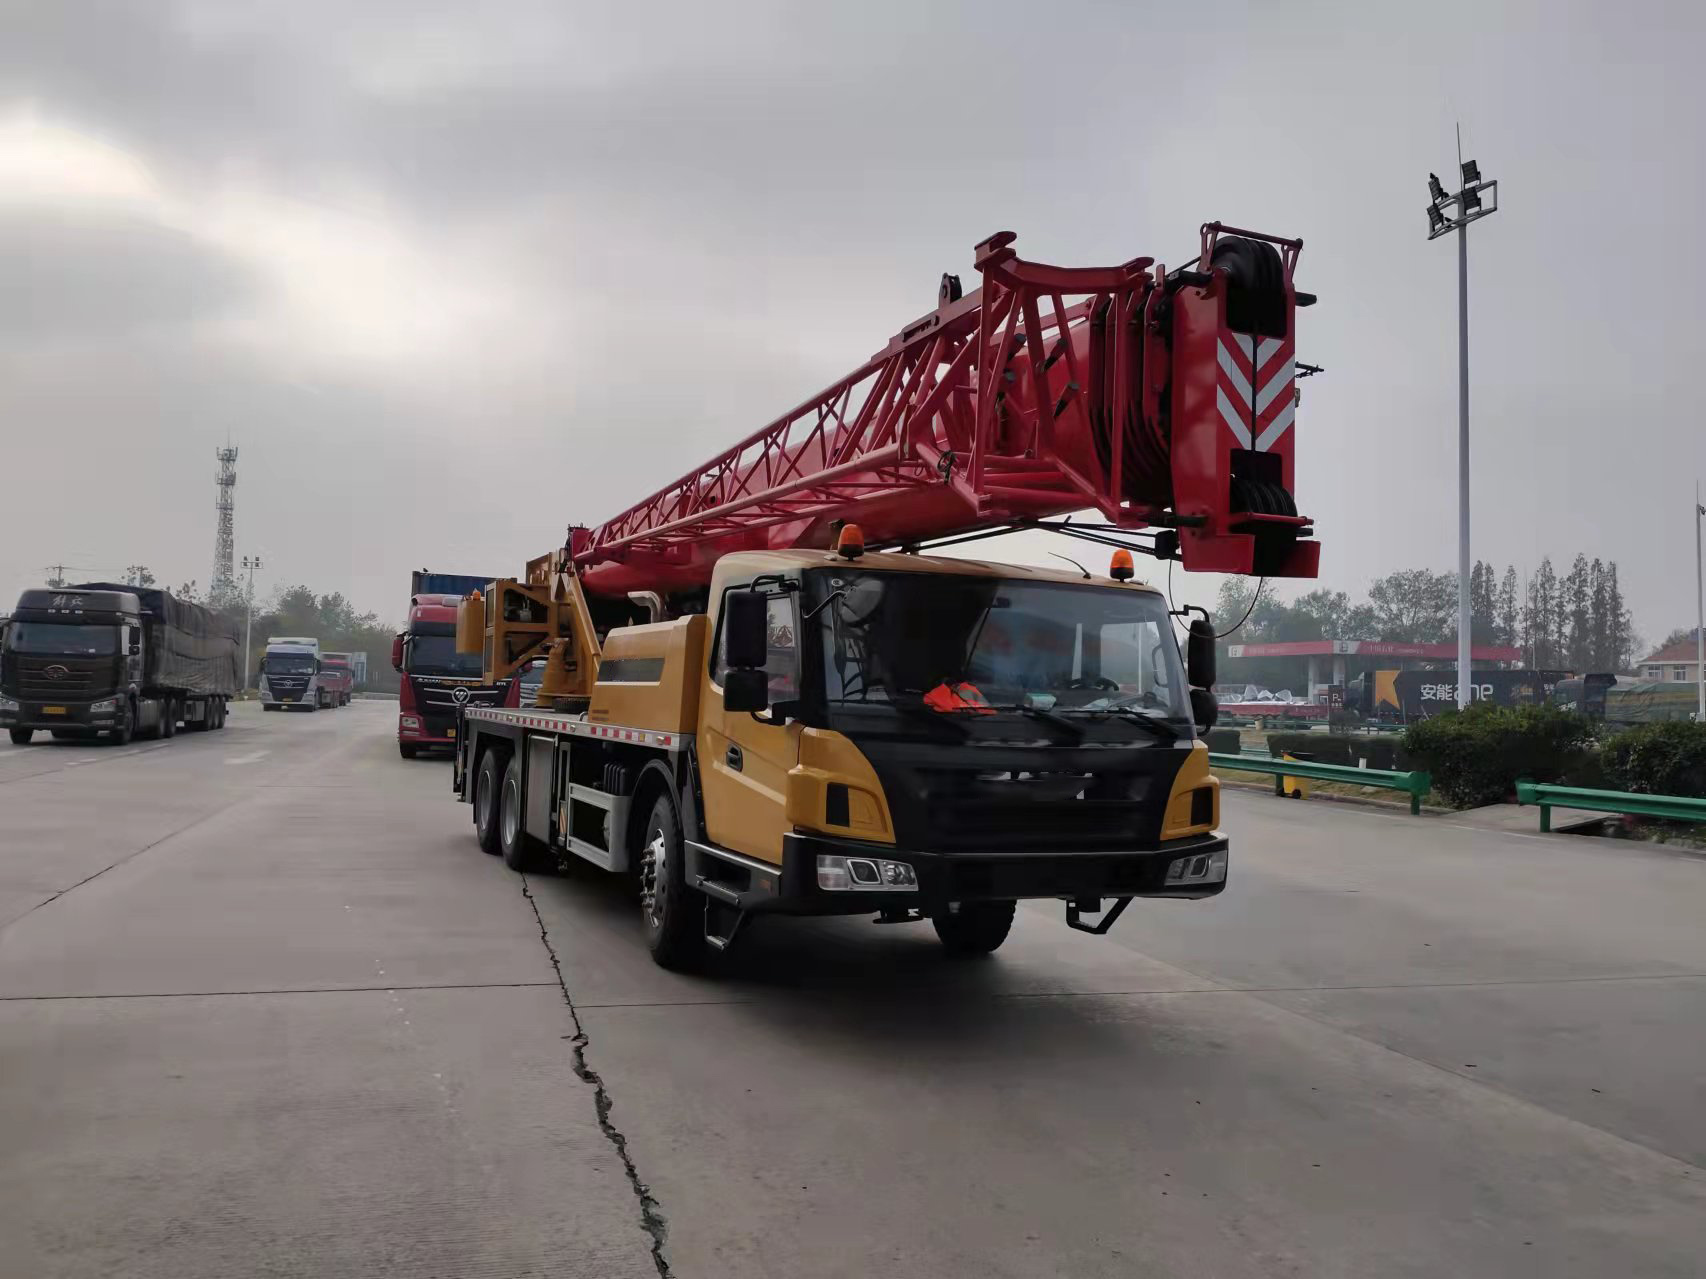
[2,703,1703,1277]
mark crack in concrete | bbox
[520,874,673,1278]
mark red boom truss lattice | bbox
[571,225,1319,598]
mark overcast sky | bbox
[2,0,1701,647]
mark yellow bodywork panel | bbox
[699,698,798,866]
[588,616,707,733]
[1162,741,1220,839]
[785,728,895,844]
[455,590,486,655]
[472,564,605,693]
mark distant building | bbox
[1638,634,1703,684]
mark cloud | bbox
[0,207,253,341]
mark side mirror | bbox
[723,591,769,670]
[128,643,141,656]
[1190,687,1219,731]
[1186,617,1216,689]
[390,634,405,671]
[723,667,769,714]
[128,625,142,656]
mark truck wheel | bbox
[110,703,133,746]
[213,699,227,729]
[932,900,1017,956]
[399,742,418,760]
[473,749,504,855]
[499,756,549,873]
[161,701,177,739]
[8,728,32,745]
[638,792,706,971]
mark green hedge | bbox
[1403,704,1596,809]
[1264,732,1412,772]
[1359,737,1411,772]
[1601,721,1706,796]
[1205,727,1243,755]
[1266,732,1357,766]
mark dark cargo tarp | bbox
[67,583,241,697]
[1603,682,1700,725]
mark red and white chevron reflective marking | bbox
[1215,333,1296,452]
[465,706,678,749]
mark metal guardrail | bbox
[1209,753,1434,815]
[1515,781,1706,833]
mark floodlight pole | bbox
[1427,149,1497,709]
[1455,215,1472,709]
[242,555,263,692]
[1695,481,1703,722]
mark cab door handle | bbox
[725,745,743,772]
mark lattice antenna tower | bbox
[212,446,238,601]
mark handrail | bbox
[1514,781,1706,833]
[1209,753,1433,815]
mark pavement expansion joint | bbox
[520,873,674,1278]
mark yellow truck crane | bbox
[452,225,1320,968]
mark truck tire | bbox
[473,748,504,855]
[110,703,133,746]
[160,700,177,739]
[639,792,706,971]
[932,900,1017,956]
[399,742,419,760]
[498,755,549,873]
[8,728,32,745]
[213,699,227,729]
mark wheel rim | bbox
[639,826,667,928]
[501,778,519,847]
[476,768,494,833]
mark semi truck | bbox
[1,584,237,744]
[448,223,1321,969]
[393,585,519,758]
[259,636,329,710]
[321,653,355,706]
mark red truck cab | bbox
[391,593,517,759]
[320,655,355,706]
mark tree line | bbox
[1217,553,1642,682]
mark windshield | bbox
[263,653,317,675]
[5,621,119,656]
[407,633,482,677]
[809,568,1187,720]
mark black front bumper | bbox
[0,700,121,732]
[709,830,1229,917]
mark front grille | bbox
[913,769,1154,852]
[414,684,504,710]
[14,656,112,699]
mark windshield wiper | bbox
[1062,706,1182,739]
[987,703,1085,739]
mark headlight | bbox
[400,716,421,730]
[89,698,119,713]
[0,697,17,713]
[817,854,917,891]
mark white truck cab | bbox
[259,636,327,711]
